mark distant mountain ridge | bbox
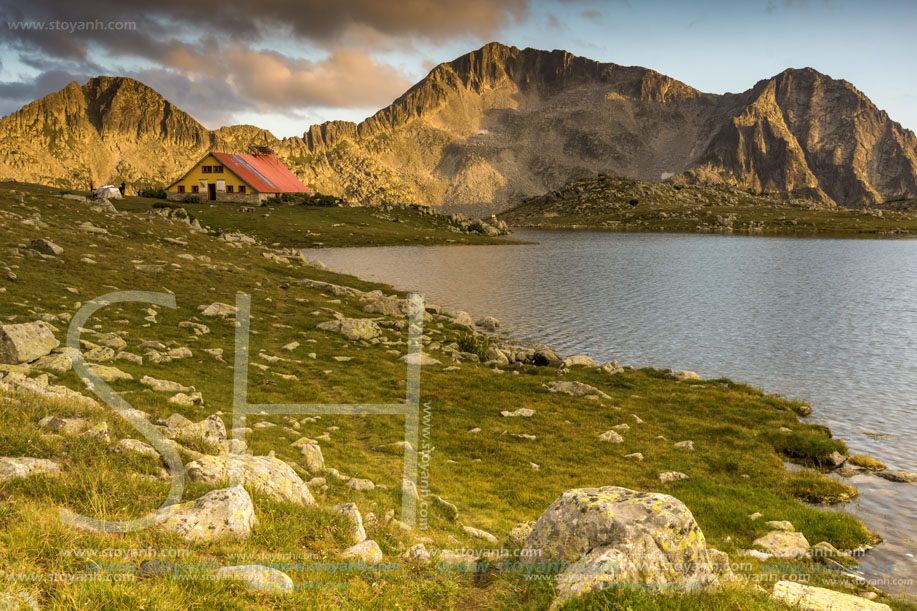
[2,42,916,210]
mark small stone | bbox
[401,543,431,564]
[214,564,293,596]
[658,471,688,483]
[765,520,795,532]
[462,525,498,545]
[501,408,535,417]
[341,540,383,563]
[598,430,624,443]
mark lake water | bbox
[313,229,917,597]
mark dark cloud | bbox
[2,0,531,57]
[0,0,589,127]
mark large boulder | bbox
[771,581,891,611]
[155,485,255,542]
[186,454,315,506]
[0,321,59,364]
[316,318,381,340]
[523,487,719,607]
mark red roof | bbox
[211,152,311,194]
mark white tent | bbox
[93,185,122,200]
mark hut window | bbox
[238,185,246,193]
[226,185,234,193]
[177,185,185,193]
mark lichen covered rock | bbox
[523,486,719,606]
[186,454,315,506]
[0,321,59,364]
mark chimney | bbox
[251,146,274,155]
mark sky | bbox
[1,0,915,138]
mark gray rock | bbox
[463,525,498,544]
[476,316,500,332]
[341,540,383,563]
[523,486,719,606]
[400,352,441,365]
[598,430,624,443]
[31,351,73,372]
[200,303,238,318]
[501,408,535,417]
[166,414,226,448]
[401,543,431,564]
[876,470,917,483]
[753,530,811,558]
[547,381,610,399]
[114,439,160,459]
[562,355,598,368]
[0,321,59,364]
[81,422,110,443]
[168,392,204,408]
[659,471,689,483]
[317,318,381,340]
[186,454,314,505]
[347,477,375,491]
[88,364,133,382]
[30,238,63,256]
[155,485,255,542]
[39,416,89,435]
[214,564,293,596]
[666,370,704,382]
[298,442,325,473]
[334,503,367,544]
[771,580,891,611]
[0,371,96,406]
[0,456,61,483]
[141,375,193,393]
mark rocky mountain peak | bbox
[1,44,916,210]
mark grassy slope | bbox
[500,176,917,237]
[111,194,519,249]
[1,182,913,610]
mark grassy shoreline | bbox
[1,181,914,609]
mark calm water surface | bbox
[313,229,917,597]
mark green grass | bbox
[109,191,521,248]
[0,180,912,609]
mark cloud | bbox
[1,0,531,56]
[0,0,588,127]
